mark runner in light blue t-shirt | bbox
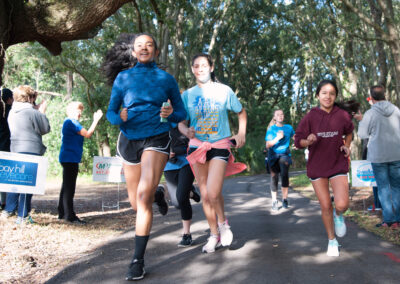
[179,53,247,254]
[181,83,243,143]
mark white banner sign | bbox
[92,156,125,183]
[351,160,377,187]
[0,151,48,195]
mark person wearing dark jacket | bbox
[294,80,354,257]
[0,88,13,209]
[161,124,200,247]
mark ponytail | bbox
[334,100,360,116]
[101,33,138,86]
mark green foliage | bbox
[289,173,311,188]
[3,1,400,175]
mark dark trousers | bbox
[58,162,79,221]
[164,165,195,220]
[270,156,291,193]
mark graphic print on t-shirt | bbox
[193,96,222,137]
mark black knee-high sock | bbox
[133,235,149,260]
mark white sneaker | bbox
[271,200,279,211]
[202,234,221,253]
[218,220,233,246]
[333,209,347,237]
[326,239,340,257]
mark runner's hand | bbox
[306,133,317,146]
[186,126,195,139]
[160,101,173,118]
[231,134,246,148]
[120,108,128,122]
[276,130,284,140]
[340,145,351,157]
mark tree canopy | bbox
[2,0,400,174]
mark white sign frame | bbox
[92,156,125,183]
[0,151,48,195]
[351,160,377,187]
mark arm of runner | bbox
[178,120,195,139]
[231,108,247,148]
[340,133,352,158]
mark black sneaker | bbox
[282,199,289,209]
[68,217,87,225]
[178,234,193,247]
[125,258,145,281]
[190,186,201,203]
[155,185,168,216]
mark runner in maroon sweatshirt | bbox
[294,79,354,257]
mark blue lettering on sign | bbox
[0,159,38,186]
[356,163,376,183]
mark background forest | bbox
[2,0,400,176]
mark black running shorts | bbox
[188,147,230,162]
[117,132,171,165]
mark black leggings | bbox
[58,162,79,221]
[270,156,290,193]
[164,165,195,221]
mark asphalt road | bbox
[46,173,400,284]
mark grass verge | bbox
[290,173,400,246]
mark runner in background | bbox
[265,109,295,211]
[162,124,200,248]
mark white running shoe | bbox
[326,239,340,257]
[333,209,347,237]
[219,220,233,246]
[202,234,221,253]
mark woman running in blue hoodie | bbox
[103,33,186,281]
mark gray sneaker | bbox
[272,200,279,211]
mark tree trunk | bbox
[66,71,73,100]
[208,1,230,54]
[0,0,131,84]
[101,136,111,157]
[368,0,388,86]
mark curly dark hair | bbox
[335,99,360,117]
[101,33,138,86]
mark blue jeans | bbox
[371,161,400,223]
[5,193,33,217]
[4,152,39,218]
[372,186,382,209]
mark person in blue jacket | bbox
[265,109,295,211]
[58,102,103,224]
[104,33,186,281]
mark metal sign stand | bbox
[101,182,120,212]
